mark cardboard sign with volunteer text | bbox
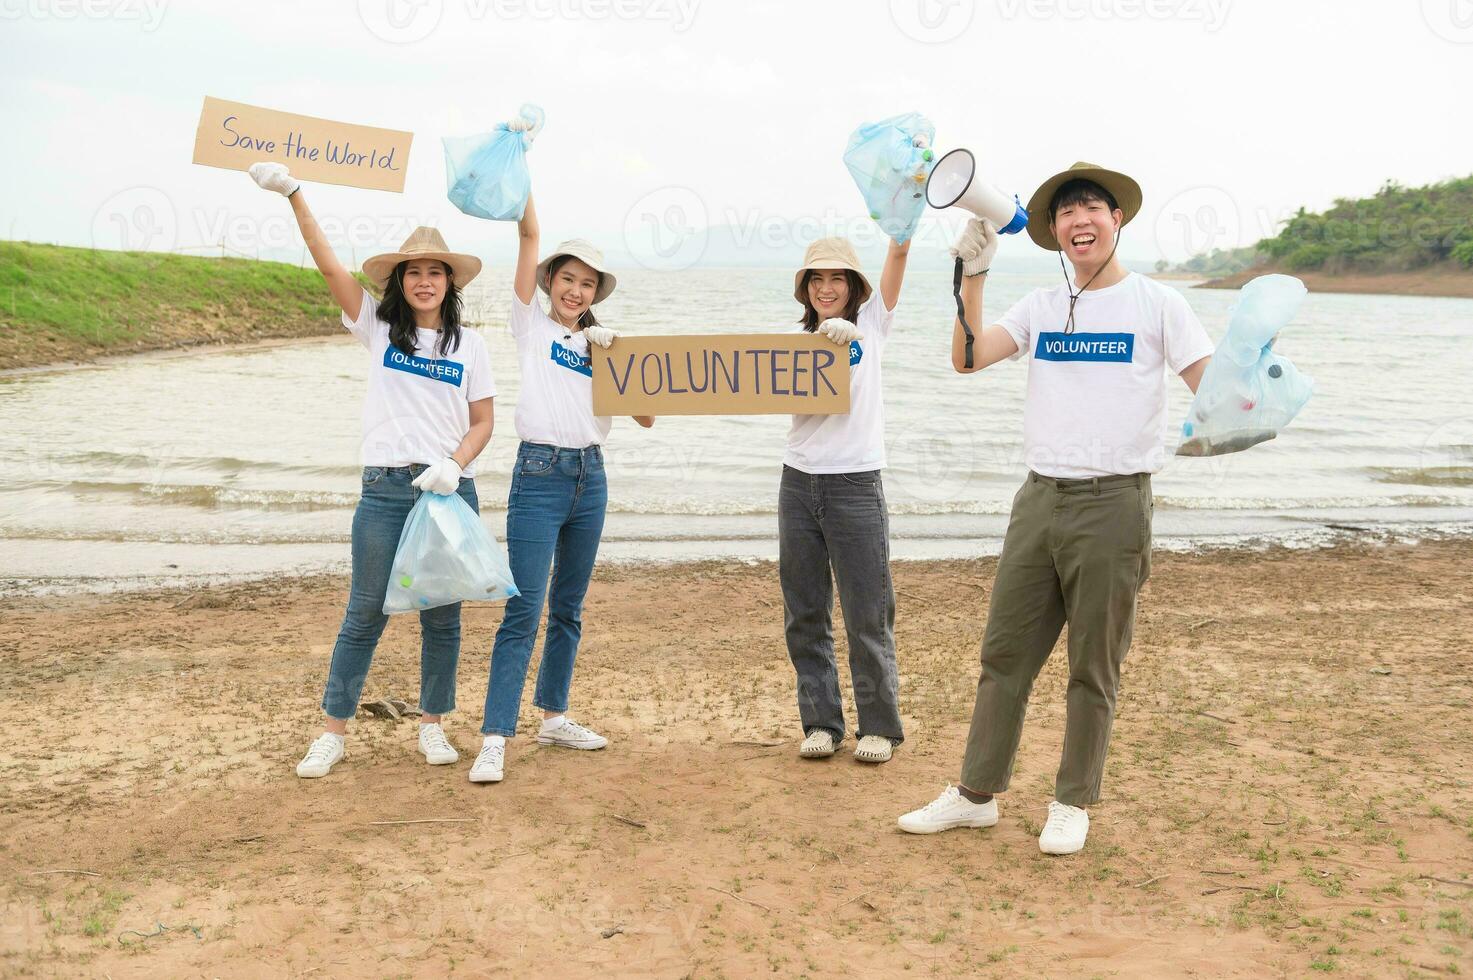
[591,334,852,416]
[192,97,413,193]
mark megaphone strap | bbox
[953,257,978,369]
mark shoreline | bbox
[6,516,1471,599]
[1197,263,1473,299]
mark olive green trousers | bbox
[960,471,1152,807]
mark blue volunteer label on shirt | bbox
[550,340,593,377]
[849,340,863,366]
[1034,332,1135,363]
[383,346,464,386]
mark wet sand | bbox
[3,541,1471,977]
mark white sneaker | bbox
[799,729,836,759]
[1038,800,1089,854]
[897,785,999,834]
[854,734,894,764]
[296,732,345,778]
[418,723,459,765]
[536,716,608,750]
[469,736,505,783]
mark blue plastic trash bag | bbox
[843,112,936,244]
[383,491,519,615]
[442,104,544,221]
[1176,274,1315,457]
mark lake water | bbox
[2,267,1470,595]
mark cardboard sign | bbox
[591,334,852,416]
[192,97,413,193]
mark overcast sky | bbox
[2,0,1470,271]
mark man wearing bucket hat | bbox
[898,162,1215,853]
[246,163,498,781]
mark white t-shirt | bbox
[997,272,1215,479]
[509,293,612,448]
[784,293,894,474]
[343,288,496,476]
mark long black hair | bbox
[796,268,865,332]
[546,254,602,331]
[377,260,464,357]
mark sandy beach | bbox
[3,540,1471,977]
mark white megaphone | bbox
[924,149,1028,234]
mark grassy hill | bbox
[1180,176,1473,297]
[0,242,348,370]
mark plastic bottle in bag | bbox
[1176,274,1315,457]
[843,112,936,245]
[383,492,519,614]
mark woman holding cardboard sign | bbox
[468,189,653,785]
[781,234,911,765]
[246,162,497,781]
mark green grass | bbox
[0,240,346,366]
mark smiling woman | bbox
[241,160,499,781]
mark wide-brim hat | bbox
[793,237,873,307]
[362,226,482,289]
[537,239,617,305]
[1025,162,1143,251]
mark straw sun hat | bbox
[1024,162,1143,252]
[362,227,482,289]
[536,239,618,304]
[793,237,873,306]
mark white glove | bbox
[506,116,543,147]
[583,325,620,349]
[248,162,299,198]
[817,318,862,345]
[951,218,999,277]
[411,457,462,496]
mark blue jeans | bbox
[321,465,479,720]
[481,442,608,736]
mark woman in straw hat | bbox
[468,192,653,785]
[781,233,912,766]
[247,162,497,780]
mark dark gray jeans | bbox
[778,465,904,744]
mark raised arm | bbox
[948,219,1019,374]
[878,237,911,312]
[949,274,1021,373]
[514,193,540,305]
[248,163,362,322]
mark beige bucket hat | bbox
[1025,162,1143,251]
[793,237,873,306]
[362,226,482,289]
[537,239,617,304]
